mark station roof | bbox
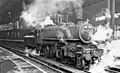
[0,0,119,24]
[0,0,22,24]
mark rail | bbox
[1,45,65,73]
[1,45,86,73]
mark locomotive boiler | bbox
[24,19,103,70]
[41,22,93,43]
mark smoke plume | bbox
[21,0,84,27]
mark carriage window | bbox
[3,32,5,38]
[2,32,4,38]
[14,32,16,38]
[18,32,20,37]
[11,32,12,38]
[13,32,15,38]
[6,32,7,39]
[16,32,18,38]
[5,32,6,39]
[7,32,9,37]
[2,32,3,38]
[3,32,4,38]
[3,32,5,39]
[1,32,3,38]
[12,32,13,38]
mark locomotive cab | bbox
[24,31,36,48]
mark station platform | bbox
[0,47,45,73]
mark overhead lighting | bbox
[96,13,120,21]
[8,12,11,15]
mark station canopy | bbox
[0,0,119,24]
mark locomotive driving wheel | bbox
[61,50,68,64]
[75,53,85,69]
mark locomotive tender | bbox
[24,16,103,69]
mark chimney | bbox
[75,6,83,25]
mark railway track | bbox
[105,66,120,73]
[1,45,65,73]
[105,67,120,73]
[2,40,120,73]
[1,45,86,73]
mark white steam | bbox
[89,11,120,73]
[21,0,84,27]
[89,40,120,73]
[92,24,113,41]
[88,8,120,73]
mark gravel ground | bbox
[0,47,44,73]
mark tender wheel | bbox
[25,46,30,56]
[42,45,49,57]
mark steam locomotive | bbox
[0,14,103,70]
[23,16,103,70]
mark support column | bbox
[107,0,110,24]
[110,0,115,38]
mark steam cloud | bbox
[21,0,84,27]
[89,8,120,73]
